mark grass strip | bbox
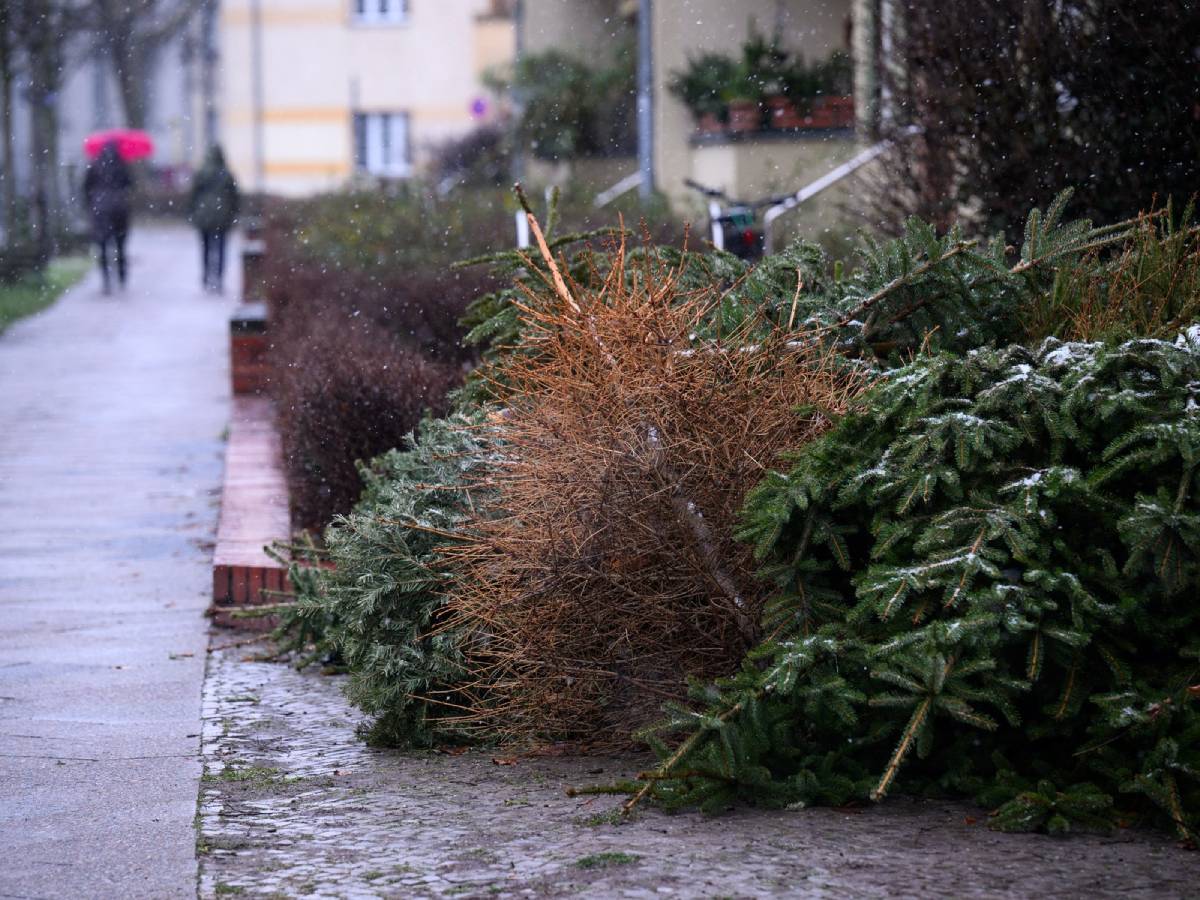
[0,255,89,334]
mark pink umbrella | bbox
[84,128,155,161]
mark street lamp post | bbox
[636,0,653,199]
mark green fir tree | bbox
[634,330,1200,840]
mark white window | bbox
[353,0,407,25]
[353,112,411,177]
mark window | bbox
[353,0,407,25]
[353,112,411,177]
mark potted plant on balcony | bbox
[722,63,768,133]
[767,54,813,129]
[670,52,740,134]
[807,51,855,128]
[726,31,786,133]
[724,87,763,133]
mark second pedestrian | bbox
[188,145,240,294]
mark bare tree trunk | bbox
[94,0,201,130]
[27,21,64,258]
[29,101,61,258]
[110,33,151,128]
[0,8,17,240]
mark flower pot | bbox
[696,112,725,135]
[826,95,856,127]
[809,95,854,128]
[803,106,835,128]
[767,95,804,130]
[727,100,762,133]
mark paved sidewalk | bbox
[0,227,235,898]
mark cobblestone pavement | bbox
[199,644,1200,899]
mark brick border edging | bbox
[210,396,291,630]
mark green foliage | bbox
[637,332,1200,840]
[270,188,516,275]
[280,414,492,747]
[668,52,741,120]
[989,778,1114,836]
[460,185,1127,375]
[669,31,853,122]
[273,186,1200,846]
[1023,200,1200,344]
[766,190,1142,360]
[484,188,1128,376]
[492,47,635,159]
[785,51,853,102]
[725,30,787,102]
[267,534,339,671]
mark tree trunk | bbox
[27,22,63,258]
[111,35,151,129]
[0,9,16,240]
[29,101,60,258]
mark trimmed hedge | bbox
[262,194,496,529]
[272,316,463,530]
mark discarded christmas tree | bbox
[631,331,1200,842]
[442,229,866,743]
[280,413,492,746]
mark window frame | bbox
[351,0,408,27]
[352,111,412,179]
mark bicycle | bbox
[683,178,791,261]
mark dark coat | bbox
[188,147,239,233]
[83,145,133,241]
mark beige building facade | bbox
[220,0,515,196]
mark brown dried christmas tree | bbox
[439,219,866,744]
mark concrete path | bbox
[0,226,235,899]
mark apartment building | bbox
[220,0,515,196]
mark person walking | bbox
[187,145,239,293]
[82,141,133,295]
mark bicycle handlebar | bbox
[684,178,792,211]
[683,178,727,199]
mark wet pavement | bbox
[198,643,1200,899]
[0,226,235,898]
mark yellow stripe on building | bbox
[265,108,348,124]
[264,161,352,176]
[222,107,348,126]
[222,7,345,27]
